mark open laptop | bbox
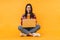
[22,19,36,28]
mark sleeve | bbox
[21,15,24,25]
[34,15,37,24]
[21,17,23,25]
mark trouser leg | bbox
[18,26,30,34]
[29,25,40,33]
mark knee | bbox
[36,24,40,29]
[18,26,22,30]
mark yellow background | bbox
[0,0,60,40]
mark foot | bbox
[20,33,27,37]
[27,33,33,36]
[32,33,40,37]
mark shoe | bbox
[32,33,40,37]
[20,33,27,37]
[27,33,33,36]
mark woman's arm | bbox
[21,17,23,25]
[33,15,38,25]
[21,14,25,25]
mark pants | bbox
[18,25,40,34]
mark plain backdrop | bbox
[0,0,60,40]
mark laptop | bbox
[22,19,36,28]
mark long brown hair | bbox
[24,3,34,18]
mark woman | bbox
[18,4,40,37]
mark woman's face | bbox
[26,6,31,13]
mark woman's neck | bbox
[27,13,30,19]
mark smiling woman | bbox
[0,0,60,40]
[18,3,40,37]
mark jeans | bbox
[18,25,40,34]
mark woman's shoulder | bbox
[22,14,25,17]
[21,14,26,19]
[33,13,36,17]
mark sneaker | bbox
[20,33,27,37]
[27,33,33,36]
[32,33,40,37]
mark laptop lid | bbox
[22,19,36,28]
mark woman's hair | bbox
[24,3,34,18]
